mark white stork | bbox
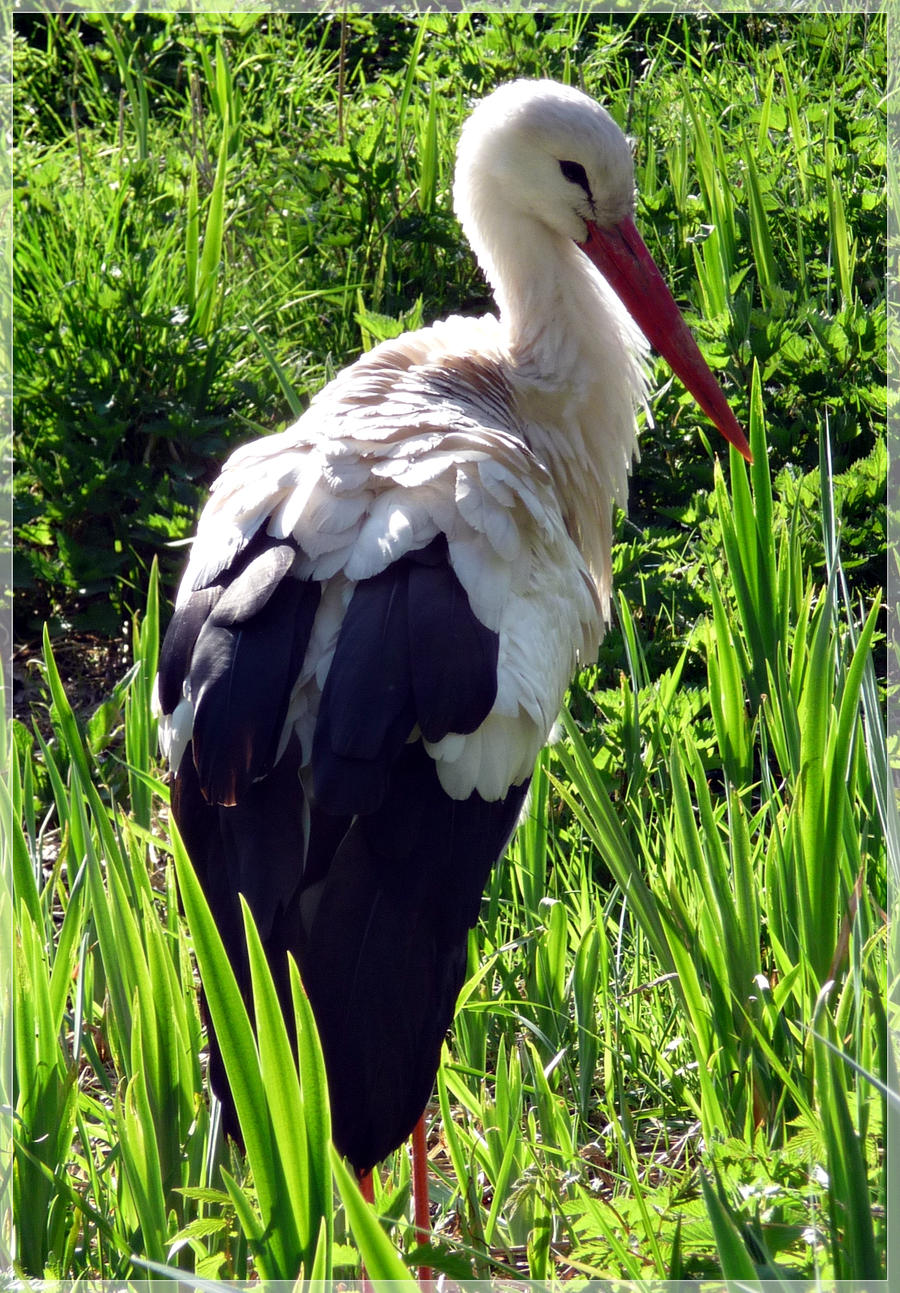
[156,77,749,1220]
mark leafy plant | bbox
[11,10,886,1285]
[13,12,884,636]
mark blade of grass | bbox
[331,1147,417,1285]
[172,830,290,1279]
[242,895,315,1267]
[698,1170,760,1281]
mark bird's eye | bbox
[559,159,592,198]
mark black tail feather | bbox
[296,743,529,1170]
[173,734,528,1171]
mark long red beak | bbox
[579,215,751,462]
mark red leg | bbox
[358,1168,375,1293]
[359,1167,375,1204]
[411,1113,432,1283]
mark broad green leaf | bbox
[242,895,308,1261]
[699,1170,759,1280]
[331,1147,417,1285]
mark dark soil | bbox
[12,631,132,733]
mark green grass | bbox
[10,10,888,1285]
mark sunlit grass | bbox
[11,9,887,1285]
[10,399,886,1282]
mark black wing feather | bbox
[294,741,529,1171]
[311,564,416,815]
[191,573,320,805]
[408,556,499,740]
[312,534,498,815]
[163,519,522,1173]
[157,586,224,714]
[172,734,307,1143]
[210,542,297,626]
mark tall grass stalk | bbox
[12,11,885,1284]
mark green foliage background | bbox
[10,9,890,1287]
[13,10,885,639]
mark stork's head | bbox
[453,79,751,462]
[455,79,636,239]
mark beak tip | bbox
[720,417,752,465]
[734,439,753,465]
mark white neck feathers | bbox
[462,199,648,611]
